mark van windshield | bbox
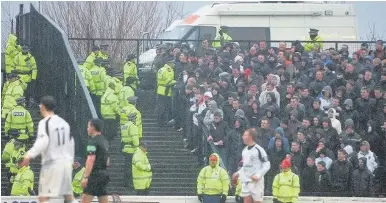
[157,25,193,40]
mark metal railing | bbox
[17,5,97,157]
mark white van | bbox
[138,2,359,88]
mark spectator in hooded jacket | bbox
[352,157,375,197]
[207,111,230,167]
[268,127,290,153]
[321,117,340,153]
[266,136,287,195]
[226,119,246,175]
[358,141,378,173]
[340,119,362,152]
[203,100,223,128]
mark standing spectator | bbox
[352,157,374,197]
[256,117,275,149]
[355,87,376,132]
[358,141,378,173]
[315,161,333,196]
[268,127,290,153]
[301,156,317,196]
[330,149,353,196]
[290,141,305,172]
[266,136,287,195]
[343,145,359,169]
[310,70,328,97]
[226,119,246,175]
[203,100,223,128]
[340,119,362,152]
[208,112,230,166]
[375,40,385,60]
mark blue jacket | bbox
[268,127,290,153]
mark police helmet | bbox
[127,112,137,121]
[128,96,138,104]
[22,45,30,52]
[16,96,26,105]
[93,57,103,65]
[126,54,136,61]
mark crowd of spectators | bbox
[156,38,386,197]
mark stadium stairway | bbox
[107,91,201,195]
[1,106,41,196]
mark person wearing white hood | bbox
[259,83,280,107]
[327,108,342,134]
[358,141,378,173]
[233,55,245,74]
[203,100,224,129]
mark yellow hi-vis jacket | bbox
[132,147,152,190]
[5,34,21,74]
[211,33,232,48]
[78,64,96,93]
[120,104,143,139]
[119,86,135,108]
[197,153,230,195]
[72,167,85,196]
[121,121,139,154]
[1,80,24,119]
[12,52,37,83]
[304,35,324,52]
[272,169,300,203]
[157,63,176,97]
[89,65,107,96]
[84,52,97,70]
[11,166,34,196]
[101,87,119,119]
[123,61,139,90]
[5,105,34,140]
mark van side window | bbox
[199,26,216,41]
[227,27,269,41]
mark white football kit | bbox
[27,115,75,197]
[238,144,270,201]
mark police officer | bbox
[90,57,107,117]
[98,44,110,60]
[119,77,136,108]
[72,157,85,197]
[84,46,100,70]
[77,58,96,93]
[156,56,176,127]
[153,44,169,71]
[5,33,21,75]
[5,140,26,195]
[132,141,152,195]
[123,54,139,91]
[5,97,34,142]
[120,96,143,139]
[11,152,35,196]
[212,26,233,48]
[12,45,37,106]
[101,81,120,141]
[2,73,24,119]
[304,28,324,52]
[197,153,229,203]
[121,112,139,188]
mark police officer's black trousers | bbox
[123,152,133,188]
[26,80,36,106]
[136,188,149,195]
[104,119,118,142]
[156,95,172,126]
[91,94,102,118]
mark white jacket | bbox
[358,150,378,173]
[328,108,342,134]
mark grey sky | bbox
[2,1,386,51]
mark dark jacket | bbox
[352,157,375,197]
[340,131,362,152]
[209,120,230,147]
[267,142,287,176]
[225,120,246,173]
[316,169,333,195]
[301,165,317,195]
[330,159,353,192]
[256,127,275,150]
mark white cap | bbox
[234,55,243,63]
[204,91,213,98]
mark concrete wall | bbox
[2,196,386,203]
